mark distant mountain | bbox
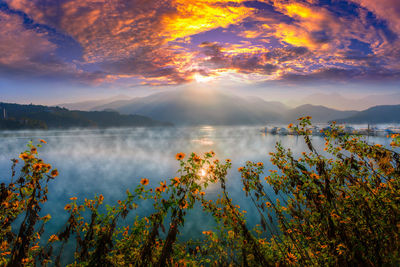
[291,92,400,111]
[285,104,358,123]
[335,105,400,124]
[59,95,131,111]
[93,89,288,125]
[0,102,171,130]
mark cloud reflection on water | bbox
[0,126,393,258]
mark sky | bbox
[0,0,400,108]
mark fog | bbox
[0,126,393,262]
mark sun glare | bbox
[194,73,214,83]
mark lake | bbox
[0,126,392,263]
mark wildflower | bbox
[19,153,31,161]
[160,181,167,192]
[305,116,312,120]
[193,154,201,163]
[226,159,231,163]
[98,194,104,203]
[286,252,297,264]
[257,162,263,167]
[31,147,37,154]
[39,139,47,143]
[140,178,149,186]
[288,123,293,128]
[33,163,43,172]
[200,191,205,196]
[265,202,272,207]
[238,167,244,172]
[51,169,59,177]
[70,197,77,201]
[171,177,180,186]
[64,204,72,211]
[175,152,185,160]
[48,235,59,243]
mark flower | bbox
[19,153,31,161]
[175,152,185,160]
[226,159,231,163]
[160,181,167,192]
[51,169,59,177]
[286,252,297,263]
[257,162,263,167]
[70,197,77,201]
[140,178,149,186]
[238,167,244,172]
[39,139,47,144]
[33,163,43,172]
[193,154,201,163]
[31,147,37,154]
[48,234,59,243]
[265,202,272,207]
[64,204,72,211]
[288,123,293,128]
[172,177,180,186]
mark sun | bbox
[194,73,214,83]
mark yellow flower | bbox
[19,153,31,161]
[172,177,180,186]
[140,178,149,186]
[175,152,186,160]
[33,163,43,172]
[226,159,231,163]
[51,169,59,177]
[48,234,59,243]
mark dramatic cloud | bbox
[1,0,400,85]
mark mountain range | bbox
[84,88,385,125]
[0,102,170,130]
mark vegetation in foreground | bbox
[0,118,400,266]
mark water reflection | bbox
[0,126,393,262]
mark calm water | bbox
[0,126,392,262]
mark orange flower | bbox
[19,153,31,161]
[39,139,47,144]
[200,191,205,196]
[30,147,37,154]
[265,202,272,207]
[172,177,180,186]
[160,181,167,192]
[238,167,244,172]
[140,178,149,186]
[48,234,59,243]
[99,194,104,203]
[70,197,77,201]
[175,152,186,160]
[64,204,72,211]
[51,169,59,177]
[33,163,43,172]
[257,162,263,167]
[286,252,297,263]
[226,159,231,163]
[193,155,201,163]
[288,123,293,128]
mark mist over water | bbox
[0,126,392,261]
